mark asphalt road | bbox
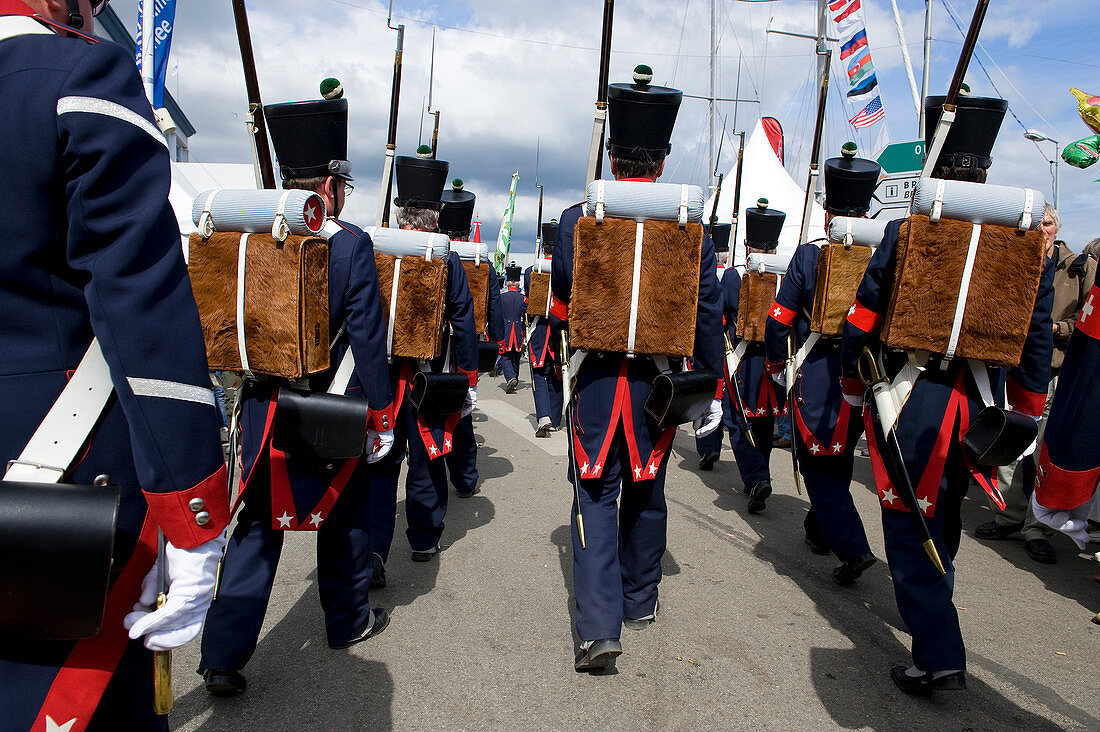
[171,371,1099,731]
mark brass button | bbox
[195,511,211,526]
[189,498,205,512]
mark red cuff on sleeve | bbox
[369,403,397,433]
[845,299,883,334]
[144,465,230,549]
[1007,379,1046,417]
[714,379,724,399]
[768,300,797,327]
[549,294,569,321]
[1035,443,1100,510]
[840,377,865,398]
[456,365,479,387]
[764,359,785,375]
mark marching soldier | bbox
[551,66,724,671]
[728,200,788,513]
[499,263,526,393]
[0,1,230,727]
[694,225,732,469]
[199,92,396,695]
[764,143,879,584]
[439,179,505,497]
[390,148,480,563]
[525,220,564,436]
[839,93,1054,694]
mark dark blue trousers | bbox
[499,351,521,382]
[368,407,407,564]
[572,427,669,642]
[730,417,773,491]
[404,403,450,552]
[530,359,563,426]
[881,442,969,672]
[200,458,376,670]
[798,443,872,562]
[444,414,479,494]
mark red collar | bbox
[507,285,519,291]
[617,178,656,183]
[0,0,97,42]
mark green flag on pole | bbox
[494,171,519,274]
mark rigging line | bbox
[939,0,1067,142]
[719,0,760,96]
[928,38,1100,71]
[669,0,693,87]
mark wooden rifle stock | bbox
[585,0,614,188]
[231,0,275,190]
[799,50,831,247]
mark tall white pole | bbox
[140,0,156,105]
[815,0,827,197]
[710,0,718,182]
[890,0,921,123]
[919,0,933,138]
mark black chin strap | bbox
[66,0,82,28]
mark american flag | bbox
[849,96,885,128]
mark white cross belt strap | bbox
[236,233,252,377]
[627,222,645,354]
[4,340,114,483]
[328,349,356,395]
[946,223,982,360]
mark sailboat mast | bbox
[814,0,828,198]
[919,0,933,136]
[709,0,718,184]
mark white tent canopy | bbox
[169,162,259,259]
[705,119,826,271]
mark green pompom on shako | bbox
[320,77,344,100]
[841,141,858,158]
[632,64,653,85]
[452,178,464,190]
[756,197,769,208]
[416,144,434,159]
[959,82,971,96]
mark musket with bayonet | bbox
[727,131,745,269]
[376,1,405,227]
[427,27,440,159]
[785,334,802,495]
[858,347,946,574]
[231,0,276,190]
[152,530,172,715]
[921,0,990,178]
[584,0,615,189]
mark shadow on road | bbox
[172,574,394,732]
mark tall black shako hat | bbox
[265,79,352,181]
[745,198,785,252]
[506,263,522,281]
[438,179,476,237]
[540,219,559,255]
[823,142,881,216]
[606,65,683,162]
[395,146,449,211]
[709,223,732,253]
[924,85,1008,170]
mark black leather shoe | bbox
[890,665,966,695]
[203,668,247,697]
[574,638,622,671]
[833,553,876,586]
[506,378,518,393]
[329,609,390,649]
[1025,538,1057,564]
[804,534,830,556]
[699,452,719,471]
[457,485,481,498]
[411,545,440,562]
[747,480,771,514]
[623,599,660,630]
[975,520,1023,540]
[370,552,386,589]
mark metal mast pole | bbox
[815,0,828,198]
[919,0,933,137]
[710,0,718,185]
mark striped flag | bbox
[494,172,519,274]
[850,96,885,128]
[840,29,868,60]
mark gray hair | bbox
[1043,202,1060,233]
[395,206,440,232]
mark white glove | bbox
[123,534,226,651]
[366,429,394,464]
[460,386,478,418]
[1031,493,1090,549]
[770,370,787,387]
[693,399,723,438]
[1012,410,1042,460]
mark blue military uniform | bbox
[498,275,527,385]
[200,216,395,668]
[525,258,564,430]
[0,5,229,728]
[402,250,480,552]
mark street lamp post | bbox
[1024,129,1060,210]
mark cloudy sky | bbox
[108,0,1096,250]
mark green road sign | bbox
[877,140,924,174]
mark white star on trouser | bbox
[882,488,898,505]
[46,717,77,732]
[309,512,324,527]
[277,512,293,528]
[917,496,932,513]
